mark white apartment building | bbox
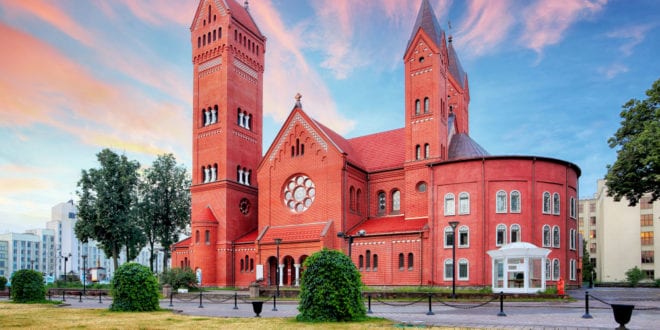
[0,232,44,277]
[0,240,8,277]
[580,180,658,282]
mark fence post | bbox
[367,294,373,314]
[582,291,593,319]
[98,292,102,304]
[497,291,506,317]
[62,290,66,302]
[233,292,239,310]
[169,292,174,307]
[272,293,278,311]
[426,293,434,315]
[79,292,82,303]
[198,291,204,308]
[48,290,51,301]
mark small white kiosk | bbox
[487,242,550,294]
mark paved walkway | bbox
[4,287,660,329]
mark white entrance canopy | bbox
[487,242,551,294]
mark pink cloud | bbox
[455,0,514,57]
[606,23,656,56]
[520,0,607,54]
[114,0,196,27]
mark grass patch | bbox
[0,302,400,329]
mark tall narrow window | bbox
[359,255,364,270]
[195,230,200,243]
[496,224,506,246]
[553,226,560,247]
[570,197,576,218]
[377,192,386,215]
[356,189,362,214]
[373,254,378,271]
[458,259,469,280]
[543,192,551,214]
[205,230,210,244]
[349,186,355,211]
[392,190,401,213]
[444,193,455,216]
[553,193,560,215]
[510,224,521,243]
[424,97,430,113]
[444,226,454,247]
[552,259,560,280]
[570,259,576,280]
[496,190,507,213]
[415,145,421,160]
[545,259,551,280]
[569,229,576,250]
[399,253,404,270]
[408,253,414,270]
[415,99,420,115]
[510,190,521,213]
[444,259,454,280]
[542,225,551,247]
[424,143,430,159]
[458,192,470,214]
[366,250,371,270]
[458,225,469,247]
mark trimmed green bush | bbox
[10,270,46,303]
[110,263,159,311]
[625,266,645,287]
[0,276,7,290]
[297,248,366,322]
[159,267,197,290]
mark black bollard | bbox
[62,290,66,302]
[169,292,174,307]
[233,292,239,310]
[367,294,373,314]
[198,291,204,308]
[272,293,278,311]
[426,293,434,315]
[79,292,82,303]
[497,291,506,317]
[98,291,102,304]
[582,291,593,319]
[48,291,51,301]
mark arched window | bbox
[444,226,454,247]
[245,256,249,272]
[240,259,244,272]
[458,225,469,247]
[377,191,386,215]
[570,229,576,250]
[444,259,454,280]
[543,192,551,214]
[349,186,355,211]
[415,145,421,160]
[237,108,243,126]
[553,193,560,215]
[218,27,222,39]
[408,253,414,270]
[542,225,551,247]
[496,190,507,213]
[458,192,470,214]
[458,258,469,280]
[234,29,237,41]
[366,250,371,270]
[398,253,404,270]
[197,36,201,48]
[205,230,210,244]
[424,97,430,113]
[570,197,576,218]
[373,254,378,271]
[358,255,364,271]
[570,259,576,280]
[510,224,521,243]
[203,34,206,46]
[213,29,216,41]
[545,259,551,280]
[510,190,521,213]
[424,143,430,159]
[552,259,560,280]
[356,189,362,214]
[553,226,560,247]
[415,99,420,115]
[391,190,401,213]
[195,230,200,243]
[444,193,455,216]
[496,224,506,246]
[250,259,254,271]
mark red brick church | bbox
[172,0,581,290]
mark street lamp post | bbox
[449,221,459,299]
[336,232,354,257]
[61,253,71,283]
[82,255,88,295]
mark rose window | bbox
[283,175,315,213]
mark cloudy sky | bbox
[1,0,658,233]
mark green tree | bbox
[159,267,197,290]
[10,270,46,303]
[137,154,191,272]
[76,149,143,271]
[297,249,366,322]
[625,266,645,287]
[605,78,660,206]
[0,276,7,291]
[110,263,160,311]
[582,242,594,282]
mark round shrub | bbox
[10,269,46,303]
[297,248,366,322]
[110,263,159,311]
[159,267,197,290]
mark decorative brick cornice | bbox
[269,113,328,161]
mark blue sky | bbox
[0,0,658,233]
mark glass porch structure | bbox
[487,242,551,294]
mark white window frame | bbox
[458,192,470,215]
[542,225,551,247]
[553,226,560,248]
[496,190,507,213]
[510,190,521,213]
[458,258,469,280]
[542,192,551,214]
[458,225,469,248]
[570,197,576,218]
[553,193,560,215]
[496,224,507,246]
[443,259,454,280]
[570,259,576,281]
[510,224,521,243]
[444,193,455,216]
[552,258,560,280]
[444,226,454,248]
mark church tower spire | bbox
[189,0,265,286]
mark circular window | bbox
[283,175,315,213]
[417,182,427,193]
[239,198,250,215]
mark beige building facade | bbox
[579,180,658,282]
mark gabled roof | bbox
[406,0,445,51]
[313,120,362,167]
[190,0,263,38]
[348,128,405,172]
[448,133,489,160]
[259,221,332,243]
[348,215,427,236]
[172,237,191,249]
[448,40,467,88]
[235,229,258,243]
